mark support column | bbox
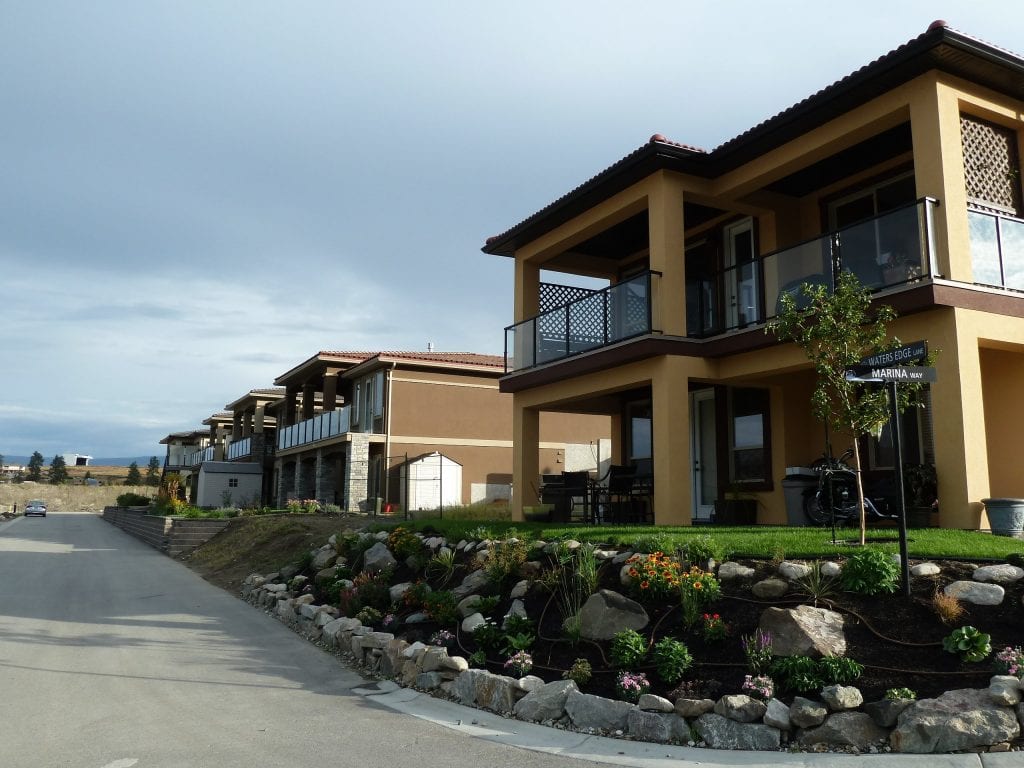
[651,356,692,526]
[511,403,540,521]
[285,387,298,426]
[315,449,339,505]
[232,411,242,440]
[929,309,989,528]
[254,404,265,433]
[322,371,339,412]
[909,75,971,281]
[647,171,687,336]
[301,383,316,420]
[343,435,371,512]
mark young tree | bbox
[145,456,161,486]
[125,461,142,486]
[49,454,69,484]
[27,451,44,481]
[770,270,932,545]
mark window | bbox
[728,388,771,487]
[374,370,385,418]
[228,478,239,488]
[352,383,361,426]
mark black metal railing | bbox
[504,271,658,372]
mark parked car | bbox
[24,500,47,517]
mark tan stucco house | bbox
[484,21,1024,530]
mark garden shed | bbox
[399,452,462,512]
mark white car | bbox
[24,499,47,517]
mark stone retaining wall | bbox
[102,507,231,556]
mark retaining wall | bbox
[102,507,232,556]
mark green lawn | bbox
[388,518,1024,561]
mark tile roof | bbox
[323,350,506,369]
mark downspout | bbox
[384,362,397,509]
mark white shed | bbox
[196,462,262,508]
[399,452,462,512]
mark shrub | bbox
[563,658,592,687]
[818,655,863,685]
[503,615,535,636]
[839,549,900,596]
[503,651,533,678]
[355,606,382,626]
[741,674,774,701]
[468,650,487,668]
[484,538,529,586]
[993,646,1024,678]
[614,671,650,703]
[701,613,726,642]
[770,655,823,694]
[352,570,391,612]
[942,626,992,663]
[475,595,500,616]
[651,637,693,684]
[610,629,648,669]
[623,552,682,604]
[885,687,917,700]
[402,581,432,611]
[931,590,966,625]
[502,632,535,654]
[742,629,773,675]
[116,492,151,507]
[678,566,721,626]
[387,527,423,560]
[423,590,459,627]
[425,549,458,587]
[680,534,723,565]
[795,562,839,606]
[472,622,505,655]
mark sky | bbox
[3,2,1024,461]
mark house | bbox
[483,21,1024,530]
[270,350,610,512]
[159,429,209,487]
[223,387,284,505]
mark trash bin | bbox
[782,467,818,527]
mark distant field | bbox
[66,464,135,484]
[0,481,157,514]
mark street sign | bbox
[845,365,938,383]
[859,340,928,368]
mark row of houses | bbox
[482,21,1024,532]
[161,351,609,514]
[166,22,1024,531]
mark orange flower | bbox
[628,567,638,577]
[640,580,650,590]
[694,582,703,590]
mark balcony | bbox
[227,437,252,460]
[186,446,215,466]
[277,406,351,451]
[504,272,657,372]
[968,208,1024,291]
[504,199,938,371]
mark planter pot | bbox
[906,506,933,528]
[981,498,1024,538]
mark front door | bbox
[691,389,717,521]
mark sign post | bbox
[844,341,933,598]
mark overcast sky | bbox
[2,2,1023,460]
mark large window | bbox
[728,388,771,487]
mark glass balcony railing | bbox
[227,437,252,460]
[186,446,215,466]
[688,198,938,337]
[504,271,657,372]
[276,406,351,451]
[968,208,1024,292]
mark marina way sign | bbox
[858,340,928,368]
[846,366,938,383]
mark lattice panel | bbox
[539,282,598,314]
[961,115,1021,215]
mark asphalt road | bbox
[0,511,609,768]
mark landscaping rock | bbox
[416,671,442,690]
[943,580,1005,606]
[864,698,915,728]
[798,711,888,749]
[578,589,648,641]
[763,698,791,730]
[972,564,1024,584]
[758,605,846,657]
[751,578,789,599]
[315,567,337,586]
[821,684,863,711]
[515,675,545,693]
[789,697,828,728]
[693,713,781,751]
[564,689,635,732]
[637,694,674,713]
[389,582,413,603]
[454,669,520,714]
[362,542,397,574]
[513,679,577,722]
[910,562,940,577]
[501,598,527,629]
[778,561,811,580]
[311,546,337,570]
[890,688,1021,753]
[509,579,530,599]
[820,561,841,577]
[612,550,634,564]
[717,561,755,581]
[674,698,715,718]
[461,612,486,634]
[714,694,766,723]
[456,594,483,618]
[989,675,1022,706]
[452,568,490,599]
[627,709,685,744]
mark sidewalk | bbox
[351,680,1018,768]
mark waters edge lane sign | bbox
[859,340,928,368]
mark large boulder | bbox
[943,581,1005,606]
[564,689,635,732]
[890,688,1021,753]
[453,669,520,714]
[693,713,781,750]
[626,709,688,744]
[452,568,490,599]
[362,542,397,574]
[311,545,337,570]
[798,711,888,749]
[578,589,649,641]
[513,679,577,722]
[758,605,846,657]
[714,694,766,723]
[972,564,1024,584]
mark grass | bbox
[389,519,1024,561]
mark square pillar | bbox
[647,171,687,337]
[511,403,540,521]
[301,383,316,420]
[651,356,692,526]
[322,372,339,412]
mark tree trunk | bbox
[852,440,866,546]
